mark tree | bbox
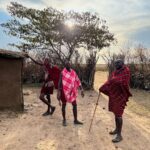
[1,2,115,88]
[101,45,150,90]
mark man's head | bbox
[44,58,49,65]
[114,59,124,70]
[44,58,52,70]
[65,60,71,71]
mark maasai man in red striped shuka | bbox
[27,55,60,116]
[57,60,84,126]
[99,59,132,143]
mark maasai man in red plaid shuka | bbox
[57,60,84,126]
[99,59,132,143]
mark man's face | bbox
[44,58,49,65]
[44,58,51,70]
[44,58,52,65]
[115,60,124,70]
[65,61,71,70]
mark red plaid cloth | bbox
[62,68,81,103]
[41,65,60,94]
[99,66,132,117]
[48,66,60,89]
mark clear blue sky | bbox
[0,0,150,51]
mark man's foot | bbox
[109,129,118,135]
[74,120,83,125]
[50,107,56,115]
[112,134,123,143]
[42,111,51,116]
[62,120,67,126]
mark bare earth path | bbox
[0,71,150,150]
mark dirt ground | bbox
[0,71,150,150]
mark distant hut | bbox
[0,49,24,111]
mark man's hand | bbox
[47,81,54,87]
[81,90,84,98]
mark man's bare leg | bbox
[46,94,55,115]
[72,103,83,125]
[39,93,53,116]
[62,104,67,126]
[47,94,51,113]
[42,94,51,116]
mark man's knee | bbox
[72,100,77,106]
[39,93,45,100]
[46,94,50,101]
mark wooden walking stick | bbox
[89,92,101,133]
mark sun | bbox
[65,20,74,29]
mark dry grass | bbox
[128,89,150,117]
[94,71,150,117]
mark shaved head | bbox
[114,59,124,70]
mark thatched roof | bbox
[0,49,25,59]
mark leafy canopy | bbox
[1,2,115,63]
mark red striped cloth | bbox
[41,65,60,94]
[99,66,132,117]
[62,68,81,103]
[48,66,61,89]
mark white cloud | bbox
[39,0,150,48]
[0,0,150,52]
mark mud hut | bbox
[0,49,24,111]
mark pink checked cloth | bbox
[62,68,81,103]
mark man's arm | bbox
[28,55,43,66]
[24,52,43,66]
[79,86,84,97]
[75,71,84,97]
[79,85,84,97]
[99,81,110,96]
[57,73,62,102]
[58,73,62,90]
